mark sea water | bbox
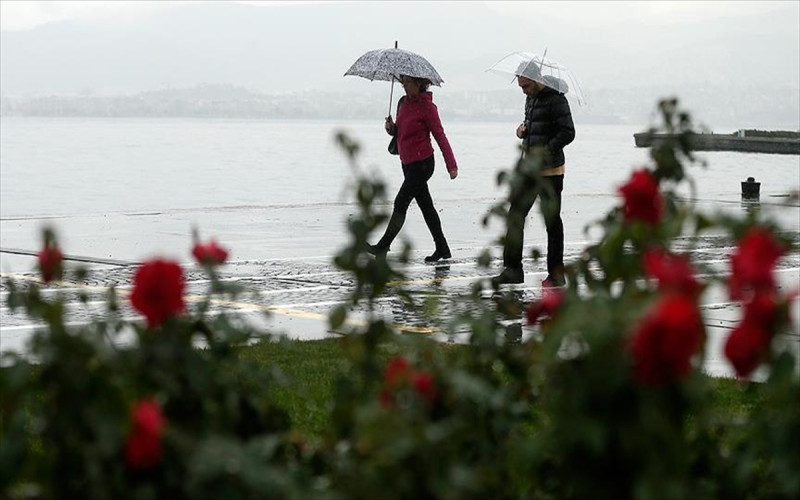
[2,116,798,220]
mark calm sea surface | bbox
[2,117,798,219]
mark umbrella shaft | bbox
[388,79,395,117]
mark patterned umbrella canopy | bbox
[344,47,444,86]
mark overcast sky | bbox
[1,0,798,100]
[1,1,793,31]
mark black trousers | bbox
[376,156,449,252]
[502,174,564,277]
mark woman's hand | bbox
[516,123,527,139]
[385,116,396,134]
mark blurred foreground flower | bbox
[124,399,165,469]
[525,288,565,326]
[629,294,704,385]
[384,356,410,387]
[380,356,437,408]
[729,227,785,301]
[724,291,795,378]
[411,371,437,403]
[130,259,186,328]
[643,248,701,296]
[37,243,63,283]
[618,169,663,226]
[192,239,229,267]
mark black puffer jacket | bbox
[522,87,575,169]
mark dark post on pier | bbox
[741,176,761,200]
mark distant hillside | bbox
[3,83,799,129]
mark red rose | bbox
[526,288,565,325]
[384,356,410,386]
[411,371,437,402]
[37,244,63,283]
[724,324,770,379]
[629,294,704,385]
[124,399,165,469]
[729,228,784,300]
[724,292,780,377]
[643,248,700,295]
[130,259,186,328]
[380,358,438,408]
[192,239,229,266]
[618,169,663,226]
[379,388,394,409]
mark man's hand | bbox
[516,123,527,139]
[449,169,458,180]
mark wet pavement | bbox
[2,194,799,378]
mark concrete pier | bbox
[634,132,800,154]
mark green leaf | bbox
[329,305,348,330]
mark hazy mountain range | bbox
[1,1,798,127]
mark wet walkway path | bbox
[3,236,799,379]
[3,192,800,378]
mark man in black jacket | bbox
[493,61,575,287]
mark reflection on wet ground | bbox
[2,236,799,379]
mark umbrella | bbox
[487,51,586,106]
[344,41,444,116]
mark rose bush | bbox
[1,99,798,499]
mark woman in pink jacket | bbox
[368,75,459,262]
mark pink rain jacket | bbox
[395,92,458,175]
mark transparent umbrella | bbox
[344,42,444,116]
[487,51,586,106]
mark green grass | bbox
[237,337,763,438]
[237,338,351,435]
[705,376,764,415]
[237,336,440,434]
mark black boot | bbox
[425,233,451,262]
[424,248,452,262]
[367,244,388,257]
[491,267,524,286]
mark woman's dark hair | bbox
[417,78,431,92]
[399,75,432,92]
